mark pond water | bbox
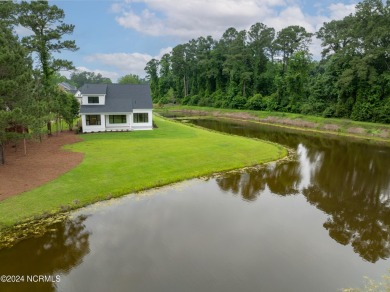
[0,117,389,292]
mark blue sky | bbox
[45,0,358,81]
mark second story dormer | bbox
[79,84,108,105]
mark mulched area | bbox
[0,131,84,201]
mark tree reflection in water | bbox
[302,141,390,263]
[216,160,301,201]
[0,215,90,292]
[205,117,390,263]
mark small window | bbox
[133,113,149,123]
[88,96,99,104]
[86,115,101,125]
[109,115,127,124]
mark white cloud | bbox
[265,6,314,32]
[113,0,285,39]
[328,3,356,20]
[84,47,173,79]
[112,1,357,42]
[14,25,33,38]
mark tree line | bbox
[0,1,79,164]
[145,0,390,124]
[59,72,148,89]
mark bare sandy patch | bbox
[0,131,84,201]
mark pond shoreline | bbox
[0,115,287,238]
[156,106,390,144]
[0,150,299,250]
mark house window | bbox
[88,96,99,104]
[86,115,101,125]
[109,115,127,124]
[133,113,149,123]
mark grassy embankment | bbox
[156,105,390,142]
[0,116,286,229]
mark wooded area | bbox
[0,1,79,164]
[145,0,390,124]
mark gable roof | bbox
[79,84,152,114]
[78,84,108,95]
[58,82,78,94]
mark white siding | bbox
[81,95,106,105]
[81,110,153,133]
[81,114,106,133]
[105,114,132,131]
[131,109,153,130]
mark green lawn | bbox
[0,116,286,229]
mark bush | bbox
[230,95,247,109]
[186,95,200,105]
[246,94,264,110]
[181,95,191,105]
[322,105,335,118]
[300,103,314,115]
[373,99,390,123]
[335,103,350,118]
[263,93,279,111]
[210,90,224,108]
[198,96,212,107]
[350,102,374,122]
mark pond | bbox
[0,116,389,292]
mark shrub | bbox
[322,105,335,118]
[246,94,264,110]
[264,93,279,111]
[350,102,374,122]
[230,95,247,109]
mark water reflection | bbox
[0,215,90,292]
[216,159,301,201]
[303,141,390,263]
[191,118,390,263]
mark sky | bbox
[43,0,358,82]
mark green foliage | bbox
[230,95,247,109]
[69,71,112,88]
[374,98,390,123]
[351,101,374,121]
[0,20,35,164]
[17,0,78,85]
[246,94,264,110]
[145,0,390,124]
[118,74,146,85]
[0,1,82,164]
[53,89,80,130]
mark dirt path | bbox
[0,132,84,201]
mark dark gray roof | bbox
[80,84,152,114]
[79,84,108,95]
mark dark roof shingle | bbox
[80,84,152,114]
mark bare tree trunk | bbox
[47,121,52,136]
[57,116,60,135]
[0,143,5,165]
[183,76,187,97]
[23,128,27,155]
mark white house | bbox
[79,84,153,133]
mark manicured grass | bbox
[0,116,286,229]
